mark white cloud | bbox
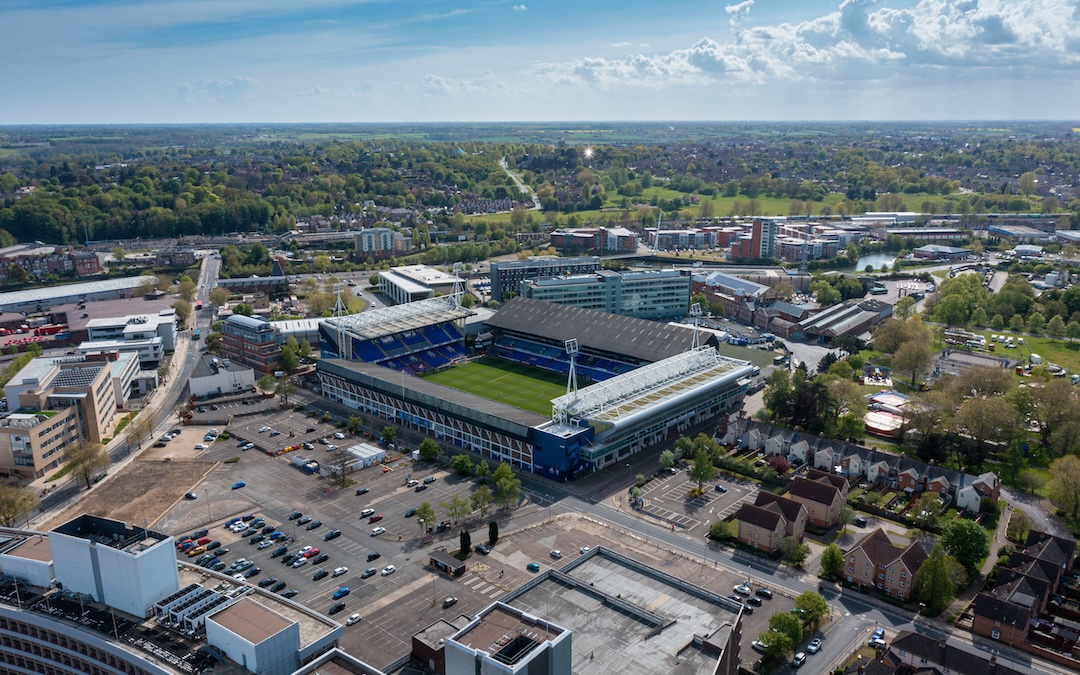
[421,71,506,97]
[533,0,1080,89]
[175,76,260,105]
[725,0,754,29]
[610,41,631,48]
[291,86,337,97]
[512,4,527,11]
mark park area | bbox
[421,357,572,416]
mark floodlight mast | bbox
[565,338,579,398]
[451,262,463,307]
[689,302,702,351]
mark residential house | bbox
[813,446,836,472]
[844,528,927,600]
[957,471,1002,513]
[754,492,808,541]
[735,503,786,554]
[971,530,1076,646]
[787,469,847,528]
[883,631,1027,675]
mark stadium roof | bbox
[487,297,706,363]
[551,348,752,425]
[323,296,474,341]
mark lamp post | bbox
[204,489,211,521]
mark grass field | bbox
[421,357,571,416]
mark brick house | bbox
[786,469,848,528]
[844,528,928,600]
[735,504,786,554]
[754,492,808,541]
[972,530,1077,645]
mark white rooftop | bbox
[0,276,152,307]
[325,296,473,341]
[390,264,458,286]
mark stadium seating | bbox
[491,334,637,382]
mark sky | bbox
[3,0,1080,124]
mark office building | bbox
[378,264,458,305]
[222,315,284,375]
[489,256,600,302]
[519,268,691,320]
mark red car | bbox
[176,538,192,549]
[197,537,212,546]
[302,548,321,558]
[369,514,383,523]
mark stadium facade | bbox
[317,297,756,481]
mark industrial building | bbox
[190,354,256,399]
[0,276,154,314]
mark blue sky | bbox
[3,0,1079,124]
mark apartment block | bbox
[844,528,927,600]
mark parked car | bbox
[302,548,321,558]
[361,568,376,579]
[360,508,375,518]
[751,640,767,654]
[714,484,728,493]
[332,587,350,600]
[369,514,383,523]
[332,566,349,577]
[272,581,287,593]
[292,557,308,569]
[527,562,540,572]
[324,529,341,541]
[366,551,381,562]
[328,602,346,615]
[404,508,416,517]
[243,567,261,578]
[288,511,302,520]
[755,588,773,599]
[313,553,329,564]
[475,544,490,555]
[282,590,299,599]
[423,476,437,484]
[231,481,246,490]
[746,596,762,606]
[355,487,369,495]
[258,540,273,549]
[442,596,458,608]
[184,492,198,500]
[371,526,386,536]
[271,546,289,558]
[258,577,277,588]
[313,569,329,581]
[346,613,362,626]
[306,520,322,530]
[550,550,562,559]
[807,638,823,653]
[380,565,396,576]
[406,479,419,487]
[297,516,312,525]
[791,652,806,668]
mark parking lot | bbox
[225,407,363,456]
[185,395,279,426]
[636,470,758,533]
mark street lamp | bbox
[204,489,211,521]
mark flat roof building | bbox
[490,256,601,302]
[0,276,154,314]
[378,264,459,306]
[207,598,302,675]
[446,602,571,674]
[222,314,283,375]
[190,354,256,399]
[519,268,691,320]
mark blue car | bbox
[333,587,350,600]
[231,481,246,490]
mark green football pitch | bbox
[421,358,573,416]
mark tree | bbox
[474,460,491,481]
[952,396,1019,463]
[111,245,127,260]
[821,544,844,579]
[274,377,296,403]
[688,449,715,491]
[313,255,332,272]
[209,286,230,307]
[493,462,521,508]
[66,441,110,491]
[1067,320,1080,341]
[893,340,933,387]
[1048,314,1066,340]
[894,296,916,320]
[381,426,396,445]
[488,520,499,544]
[769,612,804,646]
[172,299,191,322]
[126,415,152,449]
[449,454,474,475]
[837,505,854,534]
[6,263,30,283]
[1027,311,1046,334]
[418,438,440,461]
[940,519,990,576]
[369,273,380,286]
[0,485,38,527]
[281,337,300,371]
[470,485,494,516]
[256,374,276,392]
[780,536,811,567]
[969,306,987,326]
[912,492,941,531]
[708,519,734,540]
[1018,171,1038,197]
[415,502,436,533]
[459,529,471,555]
[178,279,197,303]
[794,591,828,623]
[810,280,841,306]
[872,317,931,354]
[916,545,955,615]
[659,449,676,470]
[931,294,970,326]
[1046,454,1080,518]
[233,302,254,316]
[347,415,363,433]
[759,630,793,660]
[460,293,475,308]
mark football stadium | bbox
[316,296,758,481]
